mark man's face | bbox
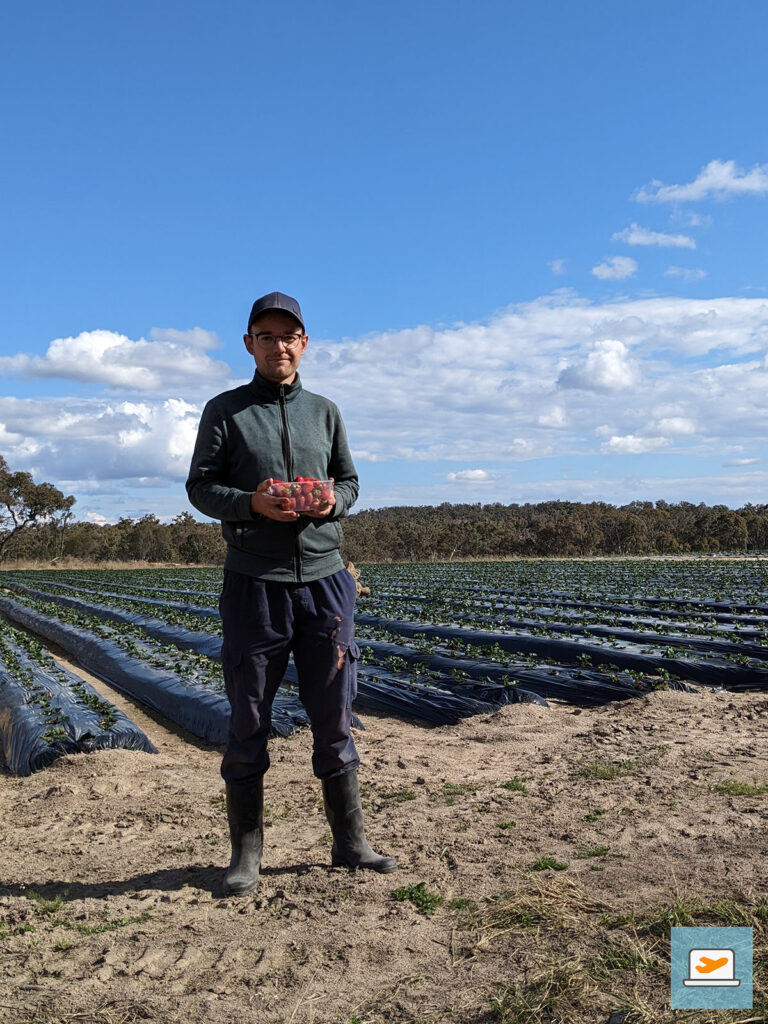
[244,311,308,385]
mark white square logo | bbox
[683,948,740,987]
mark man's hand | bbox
[302,475,336,517]
[302,493,336,518]
[250,479,300,521]
[250,478,337,520]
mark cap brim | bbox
[248,307,304,331]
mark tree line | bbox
[3,498,767,564]
[340,500,768,560]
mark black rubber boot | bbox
[223,777,264,895]
[322,769,397,873]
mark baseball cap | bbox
[247,292,305,332]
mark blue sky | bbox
[1,0,767,523]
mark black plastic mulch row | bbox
[34,575,220,602]
[0,636,156,775]
[7,579,718,705]
[4,578,218,617]
[362,597,768,659]
[1,584,550,718]
[355,637,674,705]
[0,596,308,745]
[355,615,767,691]
[435,583,768,616]
[369,588,768,629]
[3,581,223,658]
[5,581,703,707]
[29,575,768,702]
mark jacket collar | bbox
[249,369,303,402]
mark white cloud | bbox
[358,468,768,512]
[612,223,695,248]
[301,294,768,475]
[679,211,712,228]
[655,417,697,435]
[446,469,494,483]
[549,258,567,275]
[148,327,222,349]
[557,339,640,393]
[4,294,768,513]
[0,396,203,483]
[634,159,768,203]
[664,266,707,282]
[538,406,568,428]
[0,328,229,392]
[85,512,113,525]
[0,422,24,446]
[591,256,638,280]
[602,435,671,454]
[723,457,759,466]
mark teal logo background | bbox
[671,926,753,1010]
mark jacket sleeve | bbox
[326,407,358,520]
[185,399,254,522]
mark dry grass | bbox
[2,1001,165,1024]
[2,555,765,571]
[0,558,219,571]
[358,554,768,564]
[446,873,768,1024]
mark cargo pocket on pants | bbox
[220,643,245,708]
[342,640,360,711]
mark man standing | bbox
[186,292,396,895]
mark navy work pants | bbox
[219,567,360,784]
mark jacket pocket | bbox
[235,519,295,562]
[300,518,342,556]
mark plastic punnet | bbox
[267,478,334,513]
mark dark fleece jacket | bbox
[186,370,358,582]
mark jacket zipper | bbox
[278,384,302,583]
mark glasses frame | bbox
[248,331,306,351]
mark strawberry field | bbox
[1,558,767,775]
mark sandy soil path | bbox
[1,664,766,1024]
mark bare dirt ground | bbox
[1,660,767,1024]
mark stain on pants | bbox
[219,567,360,784]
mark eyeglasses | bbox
[249,332,305,351]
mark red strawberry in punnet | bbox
[268,477,334,510]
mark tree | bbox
[712,510,748,551]
[0,456,76,561]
